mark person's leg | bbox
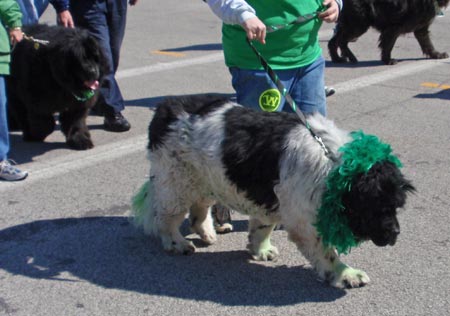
[70,0,129,131]
[34,0,49,18]
[0,76,28,181]
[230,67,284,112]
[106,0,127,73]
[0,77,10,161]
[289,56,327,115]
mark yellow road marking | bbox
[421,82,440,88]
[421,82,450,89]
[151,50,185,57]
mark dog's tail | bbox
[131,178,157,235]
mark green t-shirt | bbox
[222,0,324,70]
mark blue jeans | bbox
[230,56,326,116]
[0,76,10,160]
[16,0,49,25]
[70,0,128,113]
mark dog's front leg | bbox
[414,26,449,59]
[287,229,370,288]
[247,216,279,261]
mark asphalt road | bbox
[1,1,449,315]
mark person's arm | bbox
[207,0,266,44]
[0,0,23,45]
[318,0,341,23]
[207,0,256,25]
[49,0,74,27]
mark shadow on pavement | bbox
[0,216,346,306]
[158,43,223,53]
[324,57,425,68]
[414,89,450,100]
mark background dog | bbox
[132,95,415,288]
[328,0,449,65]
[7,24,108,150]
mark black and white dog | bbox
[132,95,415,288]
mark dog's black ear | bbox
[351,160,415,206]
[400,177,416,194]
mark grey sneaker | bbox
[211,203,233,234]
[0,160,28,181]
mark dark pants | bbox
[70,0,128,113]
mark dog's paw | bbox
[67,134,94,150]
[248,244,279,261]
[330,265,370,288]
[214,223,233,234]
[162,237,196,255]
[430,51,449,59]
[383,58,398,65]
[198,231,217,245]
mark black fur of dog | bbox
[328,0,449,65]
[7,24,108,150]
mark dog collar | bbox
[315,131,403,254]
[73,89,96,102]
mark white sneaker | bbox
[325,86,336,97]
[0,160,28,181]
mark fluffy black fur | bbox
[7,24,108,150]
[221,107,302,211]
[343,160,415,247]
[149,94,230,150]
[328,0,449,65]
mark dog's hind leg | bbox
[189,199,217,245]
[156,209,196,255]
[24,113,55,142]
[414,26,449,59]
[138,165,197,255]
[287,228,370,288]
[247,216,279,261]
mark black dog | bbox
[7,24,108,150]
[328,0,449,65]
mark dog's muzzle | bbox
[372,223,400,247]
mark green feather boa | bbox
[315,131,403,254]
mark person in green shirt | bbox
[0,0,28,181]
[207,0,341,114]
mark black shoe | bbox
[104,112,131,132]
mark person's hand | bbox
[9,27,23,45]
[241,17,266,44]
[129,0,139,5]
[318,0,339,23]
[57,10,75,28]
